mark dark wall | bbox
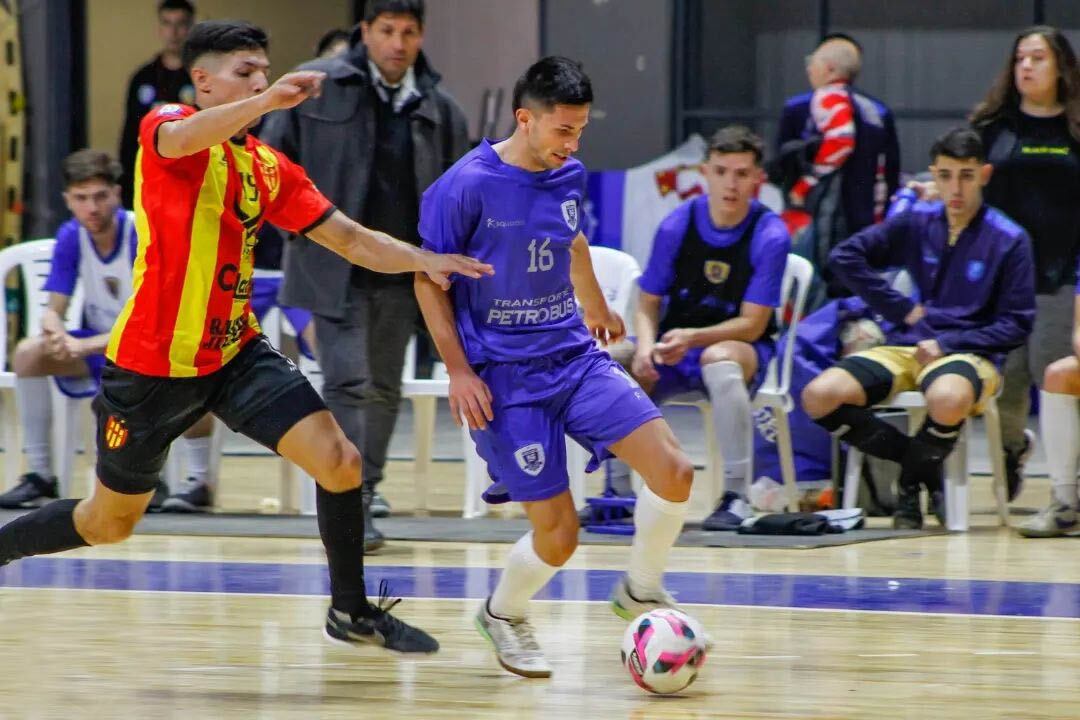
[542,0,673,169]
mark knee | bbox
[650,449,694,502]
[77,512,139,546]
[1044,359,1078,394]
[801,379,834,419]
[925,386,972,426]
[534,516,580,566]
[318,439,363,493]
[11,339,38,376]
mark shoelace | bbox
[368,580,407,636]
[507,619,542,654]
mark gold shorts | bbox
[840,345,1000,414]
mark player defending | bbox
[0,20,491,653]
[415,57,696,678]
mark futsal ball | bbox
[621,608,708,695]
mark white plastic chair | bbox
[0,239,93,494]
[459,245,643,519]
[840,391,1008,532]
[662,253,814,511]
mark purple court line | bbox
[2,558,1080,619]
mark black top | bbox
[981,111,1080,294]
[659,206,774,337]
[351,85,421,288]
[118,55,194,207]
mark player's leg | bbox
[699,340,759,497]
[210,337,437,654]
[478,491,578,678]
[162,413,216,513]
[0,362,194,567]
[559,351,693,618]
[902,356,993,529]
[1019,355,1080,537]
[802,349,914,463]
[0,337,91,508]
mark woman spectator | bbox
[969,26,1080,509]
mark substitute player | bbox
[0,20,491,653]
[416,56,697,678]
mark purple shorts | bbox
[250,276,315,360]
[53,328,106,398]
[472,345,662,504]
[650,339,775,403]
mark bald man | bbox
[775,33,900,297]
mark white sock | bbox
[702,361,752,496]
[16,376,52,477]
[1040,390,1080,508]
[183,436,212,487]
[488,532,559,620]
[629,485,688,596]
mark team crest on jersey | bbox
[514,443,546,477]
[103,415,129,450]
[966,260,985,282]
[157,103,183,116]
[561,199,578,230]
[704,260,730,284]
[104,276,120,300]
[255,146,281,200]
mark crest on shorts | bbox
[103,415,129,450]
[704,260,730,284]
[514,443,546,477]
[561,199,578,231]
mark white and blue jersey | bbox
[44,207,137,333]
[42,207,137,396]
[420,140,661,504]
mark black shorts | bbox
[92,335,327,495]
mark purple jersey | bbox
[419,139,594,364]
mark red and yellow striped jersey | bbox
[107,103,334,377]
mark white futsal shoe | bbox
[475,600,553,678]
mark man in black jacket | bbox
[260,0,469,549]
[117,0,196,208]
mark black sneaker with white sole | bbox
[0,473,58,509]
[323,580,439,654]
[161,478,213,513]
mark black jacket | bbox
[259,41,469,317]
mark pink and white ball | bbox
[621,608,708,695]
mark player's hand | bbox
[906,180,940,201]
[449,368,494,431]
[914,339,943,367]
[631,349,660,383]
[653,328,693,365]
[904,303,926,327]
[62,335,88,360]
[584,306,625,346]
[261,71,326,111]
[422,252,495,290]
[43,331,73,361]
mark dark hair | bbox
[970,25,1080,143]
[182,20,268,72]
[364,0,424,26]
[315,28,350,57]
[158,0,195,16]
[706,125,764,164]
[512,56,593,111]
[820,32,861,54]
[62,149,122,188]
[929,127,986,164]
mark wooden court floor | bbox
[2,456,1080,718]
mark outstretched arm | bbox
[156,71,325,159]
[306,210,492,289]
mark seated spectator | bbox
[0,150,214,511]
[776,33,899,297]
[613,126,791,530]
[801,128,1035,529]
